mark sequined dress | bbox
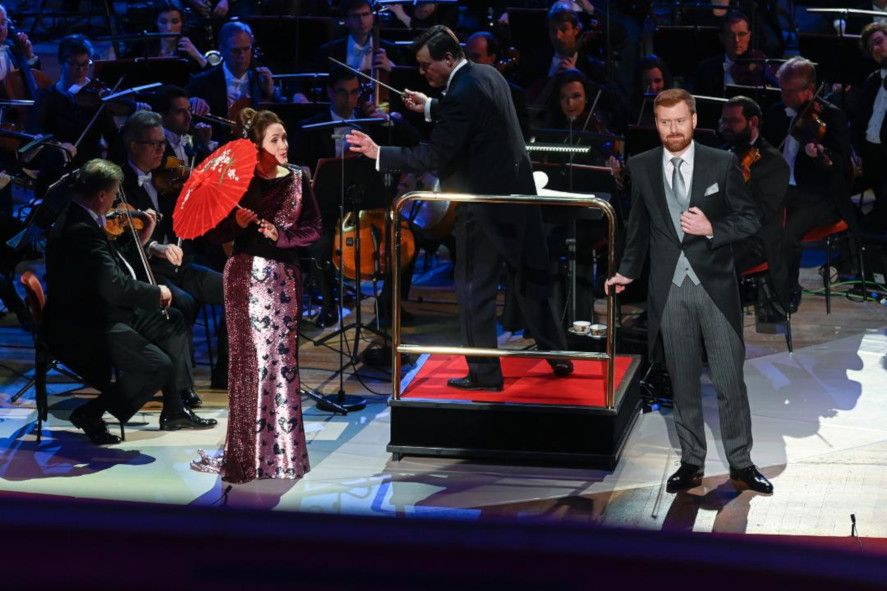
[198,167,321,483]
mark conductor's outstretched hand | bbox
[346,130,380,160]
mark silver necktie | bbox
[671,156,688,209]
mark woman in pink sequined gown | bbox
[204,109,321,483]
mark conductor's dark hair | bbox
[76,159,123,198]
[153,85,190,115]
[121,110,164,146]
[58,34,94,63]
[861,22,887,55]
[467,31,499,59]
[722,10,751,32]
[413,25,464,61]
[548,2,580,27]
[340,0,371,15]
[328,66,359,87]
[725,95,763,122]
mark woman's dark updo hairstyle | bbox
[239,108,284,146]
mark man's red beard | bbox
[664,133,692,153]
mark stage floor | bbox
[1,267,887,539]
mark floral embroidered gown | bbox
[205,166,321,483]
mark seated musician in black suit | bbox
[309,0,401,73]
[115,110,227,398]
[293,66,420,326]
[851,23,887,235]
[719,96,791,315]
[155,84,216,166]
[46,159,216,444]
[762,57,857,312]
[186,21,278,140]
[693,11,769,98]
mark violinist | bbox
[45,159,216,445]
[465,31,530,139]
[309,0,401,74]
[762,57,856,313]
[156,85,216,169]
[851,23,887,235]
[0,4,39,84]
[720,96,791,315]
[116,110,227,398]
[693,11,768,99]
[185,21,278,140]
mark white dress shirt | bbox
[783,106,800,186]
[164,128,191,163]
[866,68,887,144]
[662,140,696,195]
[128,161,159,212]
[723,55,735,86]
[223,63,250,109]
[346,35,373,72]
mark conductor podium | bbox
[386,191,643,469]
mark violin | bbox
[495,46,521,78]
[103,202,161,240]
[788,85,833,169]
[729,49,774,87]
[739,146,761,183]
[153,155,191,196]
[72,79,132,116]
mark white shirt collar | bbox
[223,63,249,84]
[785,106,798,118]
[663,140,696,166]
[74,200,104,227]
[330,108,354,123]
[445,59,468,93]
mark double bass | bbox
[0,23,51,153]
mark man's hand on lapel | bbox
[680,207,713,237]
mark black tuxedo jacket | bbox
[378,61,551,297]
[693,54,726,98]
[186,65,263,122]
[618,143,759,352]
[745,136,790,229]
[45,203,161,387]
[120,163,181,276]
[307,37,402,73]
[851,69,887,150]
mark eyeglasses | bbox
[67,59,93,70]
[134,140,167,150]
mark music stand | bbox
[306,118,391,412]
[725,83,782,113]
[692,94,728,130]
[652,26,721,80]
[93,57,191,88]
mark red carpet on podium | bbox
[401,354,633,406]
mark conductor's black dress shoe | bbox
[160,408,218,430]
[447,376,504,392]
[70,406,121,445]
[666,462,704,493]
[730,465,774,494]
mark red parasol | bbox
[172,138,257,239]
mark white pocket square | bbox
[703,182,719,196]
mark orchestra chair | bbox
[739,261,792,353]
[800,219,865,315]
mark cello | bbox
[0,22,51,153]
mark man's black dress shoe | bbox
[70,406,121,445]
[730,465,773,494]
[549,359,574,377]
[160,408,218,431]
[666,462,704,493]
[181,388,203,409]
[447,376,504,392]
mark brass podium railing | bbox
[389,192,619,409]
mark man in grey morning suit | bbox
[605,88,773,494]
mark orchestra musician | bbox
[605,88,772,495]
[632,54,674,127]
[125,0,209,71]
[693,11,768,98]
[385,2,460,31]
[852,23,887,235]
[719,95,791,315]
[115,110,227,402]
[309,0,401,74]
[762,57,856,313]
[156,84,216,167]
[45,159,216,445]
[347,25,574,391]
[0,3,39,83]
[293,66,420,327]
[185,20,278,139]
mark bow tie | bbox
[785,106,798,118]
[137,173,152,187]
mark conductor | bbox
[347,25,572,391]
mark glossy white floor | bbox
[2,318,887,537]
